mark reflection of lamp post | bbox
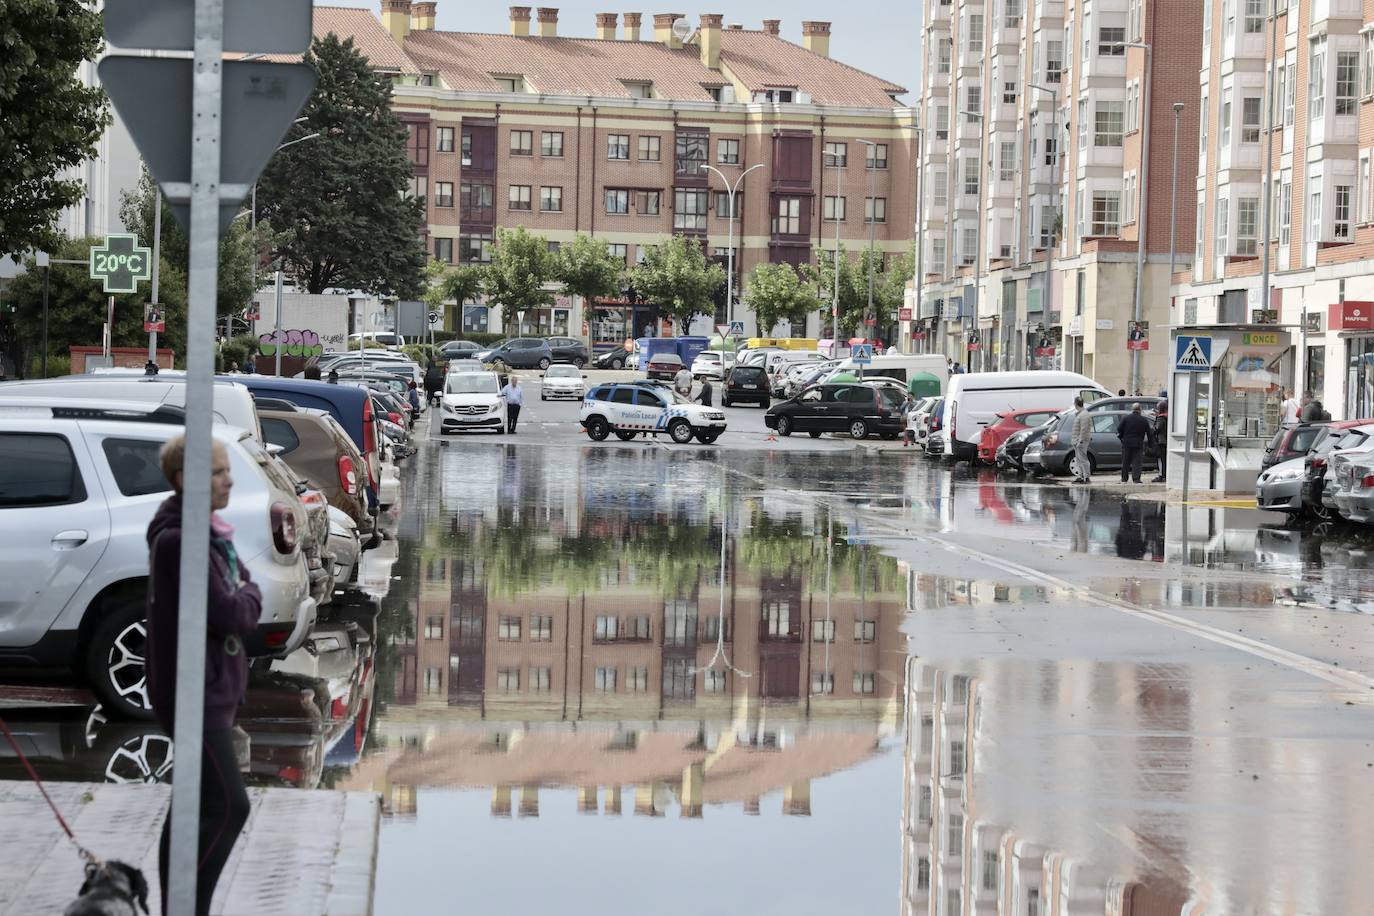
[692,464,751,682]
[703,163,764,334]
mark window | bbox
[854,619,876,642]
[624,80,653,98]
[963,157,979,196]
[100,438,165,497]
[1045,39,1063,83]
[608,133,630,160]
[1078,100,1088,151]
[982,849,999,892]
[639,135,660,161]
[460,182,494,220]
[541,131,564,157]
[704,669,727,693]
[1335,184,1352,239]
[433,181,454,209]
[528,616,552,641]
[1242,96,1262,143]
[938,37,952,74]
[864,197,887,223]
[1095,101,1124,147]
[627,615,651,640]
[932,169,947,207]
[1238,197,1259,254]
[424,667,441,694]
[406,122,429,166]
[1221,87,1233,150]
[1044,135,1058,168]
[1310,38,1327,121]
[763,600,791,637]
[433,237,453,263]
[1099,27,1125,55]
[1091,191,1120,236]
[594,616,619,641]
[1285,54,1297,127]
[714,191,740,220]
[595,666,617,691]
[1005,0,1021,29]
[932,237,946,269]
[824,141,847,167]
[812,672,834,694]
[675,130,708,177]
[1200,92,1209,154]
[605,189,629,215]
[1128,0,1142,40]
[1310,189,1323,254]
[497,668,519,691]
[917,858,930,891]
[961,227,977,265]
[674,189,708,230]
[498,616,521,640]
[812,619,835,642]
[540,186,563,212]
[460,131,473,167]
[436,126,454,152]
[1362,155,1373,225]
[761,87,795,102]
[998,142,1015,181]
[823,195,846,221]
[1245,0,1264,33]
[1364,30,1374,98]
[509,129,532,156]
[772,196,801,234]
[968,13,984,53]
[865,143,888,169]
[1337,51,1359,115]
[1039,205,1055,248]
[530,667,551,692]
[1126,81,1139,133]
[507,184,531,211]
[459,233,492,263]
[406,175,427,201]
[966,85,981,120]
[1002,80,1018,105]
[1122,173,1136,224]
[717,138,739,164]
[853,672,875,694]
[609,243,628,263]
[627,667,649,692]
[1215,196,1229,257]
[493,76,522,92]
[935,105,949,140]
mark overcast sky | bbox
[327,1,921,103]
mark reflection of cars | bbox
[539,363,586,400]
[439,371,506,434]
[0,401,316,720]
[722,365,771,407]
[477,338,554,371]
[1037,409,1160,477]
[546,336,590,367]
[645,352,684,381]
[580,383,727,444]
[978,409,1067,465]
[1255,457,1308,514]
[764,383,903,440]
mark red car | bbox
[977,408,1063,465]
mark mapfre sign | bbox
[1329,301,1374,330]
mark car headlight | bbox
[1270,468,1303,482]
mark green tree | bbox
[8,236,189,372]
[629,235,724,332]
[801,247,867,337]
[0,1,110,254]
[555,233,624,310]
[255,34,426,297]
[422,258,485,331]
[119,169,256,317]
[744,262,818,335]
[482,227,555,330]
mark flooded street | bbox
[6,434,1374,913]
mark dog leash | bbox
[0,713,103,869]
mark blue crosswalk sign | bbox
[728,320,745,337]
[1175,335,1212,372]
[852,343,874,364]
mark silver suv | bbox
[0,401,317,719]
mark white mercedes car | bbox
[579,383,727,444]
[439,370,506,434]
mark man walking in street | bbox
[674,364,693,398]
[500,376,523,434]
[1151,398,1169,483]
[695,378,714,407]
[1071,397,1092,483]
[1117,403,1152,484]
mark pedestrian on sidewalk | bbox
[1117,403,1152,484]
[1151,398,1169,483]
[695,378,714,407]
[424,361,443,405]
[1070,397,1093,483]
[146,435,260,916]
[500,375,523,433]
[901,394,919,447]
[1280,388,1300,425]
[1300,391,1319,421]
[674,365,693,398]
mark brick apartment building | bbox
[915,0,1201,393]
[316,3,916,344]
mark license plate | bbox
[743,384,758,389]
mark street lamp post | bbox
[1168,102,1185,310]
[148,191,162,364]
[1118,40,1153,395]
[905,123,926,355]
[703,163,763,337]
[824,150,845,350]
[1026,83,1060,370]
[35,252,50,378]
[857,140,880,347]
[959,110,986,371]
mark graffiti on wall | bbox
[258,329,324,358]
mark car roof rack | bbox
[253,397,299,412]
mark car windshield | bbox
[652,355,683,364]
[697,353,721,362]
[446,374,499,394]
[545,365,579,378]
[733,366,765,378]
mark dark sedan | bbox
[722,365,770,407]
[765,382,902,440]
[546,336,590,367]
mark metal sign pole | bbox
[273,268,284,376]
[167,0,224,911]
[105,296,115,359]
[1180,370,1198,564]
[149,196,162,362]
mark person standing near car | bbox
[901,394,919,447]
[1151,398,1169,483]
[674,365,693,398]
[146,435,260,916]
[696,378,714,407]
[424,361,444,405]
[1117,403,1152,484]
[1071,397,1093,484]
[1280,388,1300,425]
[500,375,524,433]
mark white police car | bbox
[580,383,728,444]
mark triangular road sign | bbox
[98,58,317,235]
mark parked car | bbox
[1301,422,1374,519]
[0,401,316,719]
[476,338,554,371]
[1255,456,1309,515]
[580,383,727,444]
[546,336,590,367]
[439,340,482,361]
[721,365,771,407]
[996,422,1052,472]
[439,370,507,434]
[691,350,732,381]
[924,400,948,456]
[1036,408,1160,477]
[1334,455,1374,523]
[347,332,406,349]
[257,403,372,539]
[783,361,837,399]
[942,371,1110,461]
[593,344,636,370]
[645,352,684,381]
[1324,445,1374,517]
[764,383,903,440]
[1262,422,1330,471]
[540,363,586,400]
[976,408,1064,465]
[911,397,940,450]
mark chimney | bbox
[412,1,437,30]
[382,0,412,42]
[762,19,780,37]
[801,20,830,57]
[699,13,722,69]
[654,12,686,49]
[537,7,558,37]
[595,12,618,40]
[623,12,643,40]
[509,5,531,36]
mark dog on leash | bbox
[65,860,150,916]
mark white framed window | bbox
[1242,96,1262,143]
[1046,39,1063,84]
[933,168,948,208]
[1223,0,1236,41]
[1220,87,1232,149]
[1094,101,1124,147]
[1215,196,1229,257]
[1039,205,1055,248]
[717,138,740,164]
[1337,51,1359,115]
[1360,153,1373,224]
[1098,27,1125,55]
[1044,134,1058,168]
[607,133,630,160]
[865,197,887,223]
[812,619,836,642]
[853,672,876,694]
[1078,100,1088,151]
[1126,81,1139,133]
[931,237,946,272]
[938,38,952,74]
[1200,92,1209,154]
[497,668,519,691]
[961,227,977,265]
[1195,199,1205,266]
[1128,0,1143,42]
[823,195,846,221]
[968,13,984,53]
[811,672,834,694]
[1003,80,1018,105]
[824,141,847,168]
[1280,180,1292,245]
[998,142,1015,181]
[1122,172,1136,224]
[1090,190,1120,236]
[1005,0,1021,30]
[594,666,616,691]
[854,619,876,642]
[966,85,982,120]
[1237,197,1259,254]
[1244,0,1264,34]
[936,104,950,140]
[1310,38,1326,121]
[1284,54,1297,127]
[1335,184,1352,239]
[1309,189,1322,259]
[963,157,980,196]
[595,615,619,640]
[1363,29,1374,98]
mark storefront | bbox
[589,297,671,353]
[512,295,574,338]
[1331,302,1374,420]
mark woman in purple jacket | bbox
[146,435,261,916]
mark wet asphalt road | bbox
[6,407,1374,914]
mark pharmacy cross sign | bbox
[89,233,153,294]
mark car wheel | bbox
[1310,500,1333,521]
[86,595,155,721]
[1068,452,1096,478]
[722,397,731,407]
[808,430,822,439]
[777,416,793,437]
[586,415,610,441]
[849,419,868,440]
[538,357,551,370]
[610,355,625,369]
[574,357,586,368]
[614,430,638,441]
[696,430,721,444]
[668,419,694,444]
[540,393,547,401]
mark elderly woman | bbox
[145,435,261,916]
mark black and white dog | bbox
[65,861,150,916]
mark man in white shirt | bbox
[1280,388,1300,425]
[500,376,524,434]
[674,365,693,397]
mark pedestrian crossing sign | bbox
[728,320,745,337]
[1175,335,1212,372]
[852,343,874,364]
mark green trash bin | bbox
[907,372,941,398]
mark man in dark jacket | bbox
[1117,403,1153,484]
[1151,398,1169,482]
[696,378,714,407]
[146,436,261,916]
[424,361,444,405]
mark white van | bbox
[0,375,263,441]
[942,370,1110,460]
[828,353,949,389]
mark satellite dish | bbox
[672,17,692,42]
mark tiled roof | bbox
[313,5,420,74]
[717,29,906,108]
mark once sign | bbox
[89,234,153,294]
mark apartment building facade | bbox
[915,0,1201,393]
[322,3,916,345]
